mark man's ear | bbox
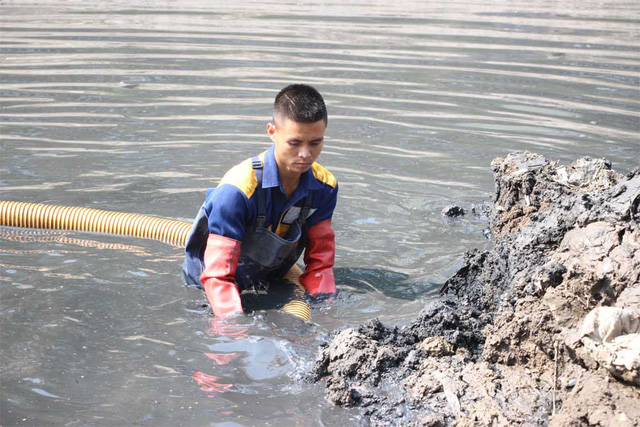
[267,122,276,142]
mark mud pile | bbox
[312,153,640,426]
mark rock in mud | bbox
[442,205,465,217]
[313,327,399,406]
[312,152,640,426]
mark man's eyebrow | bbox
[286,136,324,143]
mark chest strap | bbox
[251,157,267,230]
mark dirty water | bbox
[1,0,638,425]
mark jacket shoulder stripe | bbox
[311,163,337,188]
[219,158,257,198]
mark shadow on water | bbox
[239,266,448,312]
[335,267,443,300]
[240,280,300,313]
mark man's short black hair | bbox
[273,84,328,125]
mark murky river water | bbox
[1,0,638,425]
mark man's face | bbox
[267,117,326,177]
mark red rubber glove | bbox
[300,219,336,297]
[200,234,243,316]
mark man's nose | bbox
[298,145,311,158]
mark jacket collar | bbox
[262,145,324,193]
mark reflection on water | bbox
[0,228,154,256]
[1,0,638,424]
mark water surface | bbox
[1,0,638,425]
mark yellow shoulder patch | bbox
[219,158,257,198]
[312,162,337,188]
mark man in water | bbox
[182,84,338,316]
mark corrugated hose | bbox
[0,200,311,322]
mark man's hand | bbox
[200,234,244,316]
[300,219,337,296]
[204,280,243,316]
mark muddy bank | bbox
[311,153,639,426]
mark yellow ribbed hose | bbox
[282,264,311,322]
[0,200,310,322]
[1,201,192,246]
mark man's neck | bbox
[279,167,301,200]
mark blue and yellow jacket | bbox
[205,145,338,243]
